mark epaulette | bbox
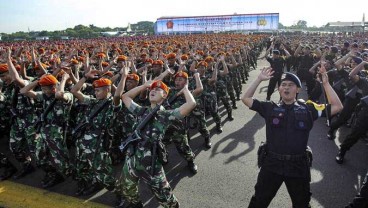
[306,100,325,111]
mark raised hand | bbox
[257,67,274,81]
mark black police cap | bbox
[281,72,302,88]
[272,50,280,55]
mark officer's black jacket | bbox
[250,99,331,178]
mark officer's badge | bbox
[298,121,305,128]
[272,118,280,125]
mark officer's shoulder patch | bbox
[306,100,325,111]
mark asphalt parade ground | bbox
[0,54,367,208]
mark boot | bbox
[125,201,143,208]
[204,136,212,149]
[0,162,17,181]
[13,161,35,179]
[228,111,234,121]
[75,180,87,196]
[187,160,198,174]
[232,103,238,109]
[336,149,346,164]
[327,129,336,140]
[216,123,223,133]
[41,172,52,186]
[43,172,65,188]
[83,182,103,196]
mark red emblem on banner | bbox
[166,21,174,29]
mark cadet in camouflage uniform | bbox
[20,74,73,188]
[119,80,196,208]
[71,70,118,197]
[0,64,13,133]
[198,61,223,133]
[209,56,233,121]
[0,65,17,180]
[5,52,37,179]
[225,53,241,108]
[164,71,203,174]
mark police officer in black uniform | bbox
[242,66,343,208]
[336,60,368,164]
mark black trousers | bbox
[248,168,311,208]
[267,75,282,99]
[346,171,368,208]
[297,70,315,98]
[340,106,368,151]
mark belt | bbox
[267,151,306,161]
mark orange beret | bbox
[174,71,188,79]
[218,52,226,56]
[166,53,176,59]
[102,71,114,78]
[92,78,112,88]
[38,74,58,86]
[70,59,79,65]
[38,48,45,54]
[150,80,169,94]
[0,63,9,73]
[127,73,140,82]
[101,62,109,67]
[204,56,214,63]
[117,55,128,62]
[78,56,86,62]
[180,55,189,60]
[116,48,123,54]
[96,52,106,58]
[152,60,164,66]
[197,61,208,68]
[50,58,61,65]
[145,58,154,64]
[15,64,21,71]
[34,63,49,70]
[196,50,204,56]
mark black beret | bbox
[330,46,338,54]
[272,50,280,55]
[281,72,302,88]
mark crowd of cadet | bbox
[0,33,367,207]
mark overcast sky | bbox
[0,0,367,33]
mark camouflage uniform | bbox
[120,103,181,208]
[110,102,137,164]
[164,88,195,162]
[35,92,72,178]
[0,83,12,135]
[9,83,38,174]
[216,66,233,118]
[75,96,116,191]
[202,71,222,132]
[188,78,211,147]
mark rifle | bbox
[345,86,359,99]
[72,98,110,138]
[361,95,368,107]
[34,98,57,133]
[119,104,162,153]
[332,78,345,91]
